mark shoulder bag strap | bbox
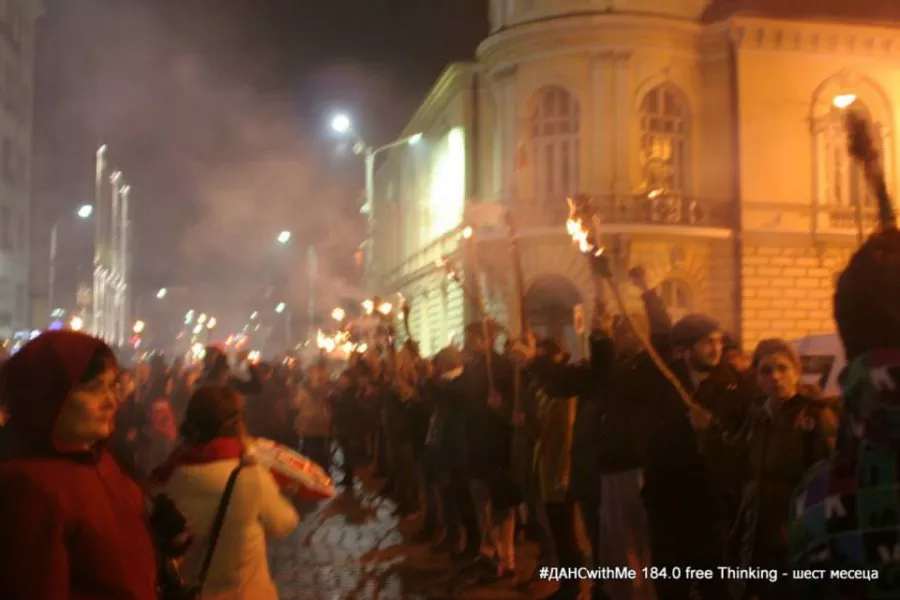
[195,460,245,592]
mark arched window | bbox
[811,72,893,230]
[639,84,690,223]
[530,86,580,210]
[659,278,692,322]
[816,100,883,212]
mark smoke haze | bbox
[33,0,487,334]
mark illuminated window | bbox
[816,100,883,211]
[659,278,692,322]
[530,86,579,210]
[639,84,689,222]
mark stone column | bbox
[590,52,615,196]
[491,65,518,203]
[612,51,634,197]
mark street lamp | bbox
[329,111,423,218]
[133,320,145,334]
[833,94,857,109]
[276,230,291,245]
[330,113,351,134]
[156,287,168,299]
[274,302,292,348]
[49,204,94,318]
[69,315,84,331]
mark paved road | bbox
[267,452,557,599]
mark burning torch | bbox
[564,194,702,419]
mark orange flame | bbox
[566,197,603,256]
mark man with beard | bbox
[626,269,754,600]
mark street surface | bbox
[268,449,557,599]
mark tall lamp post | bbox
[329,113,422,279]
[48,204,93,319]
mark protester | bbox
[789,228,900,599]
[729,338,836,600]
[150,384,299,599]
[0,331,158,599]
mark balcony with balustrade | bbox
[513,191,736,234]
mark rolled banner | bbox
[248,438,336,501]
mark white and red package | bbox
[248,438,336,500]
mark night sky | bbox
[33,0,488,327]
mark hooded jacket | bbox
[788,349,900,599]
[0,331,158,600]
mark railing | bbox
[373,193,735,289]
[513,193,735,229]
[824,205,878,230]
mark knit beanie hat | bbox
[671,314,721,349]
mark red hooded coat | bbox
[0,331,158,600]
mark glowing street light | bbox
[69,316,84,331]
[132,320,146,334]
[198,313,208,325]
[331,113,351,134]
[276,230,292,244]
[330,110,423,278]
[77,204,93,219]
[250,311,259,320]
[156,287,167,299]
[833,94,857,109]
[185,309,195,324]
[275,302,286,314]
[207,317,217,330]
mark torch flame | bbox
[462,226,473,239]
[566,197,603,257]
[378,302,393,316]
[361,299,374,315]
[331,307,345,321]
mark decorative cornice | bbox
[491,64,518,82]
[724,17,900,58]
[398,62,475,140]
[477,13,702,67]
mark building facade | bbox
[92,146,131,348]
[0,0,41,337]
[370,0,900,356]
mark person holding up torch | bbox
[787,108,900,600]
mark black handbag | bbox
[159,461,245,600]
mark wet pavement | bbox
[267,450,557,599]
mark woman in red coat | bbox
[0,330,158,599]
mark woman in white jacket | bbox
[150,384,300,599]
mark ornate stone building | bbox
[369,0,900,356]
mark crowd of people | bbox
[0,225,897,600]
